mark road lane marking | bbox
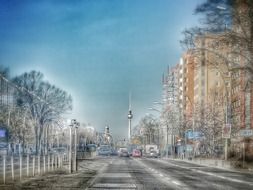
[134,159,189,189]
[99,173,131,178]
[91,183,136,188]
[157,159,253,186]
[192,169,253,186]
[172,181,181,186]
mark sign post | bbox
[222,124,231,161]
[240,129,253,168]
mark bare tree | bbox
[7,106,33,153]
[138,115,159,145]
[13,71,72,154]
[181,0,253,86]
[161,104,182,138]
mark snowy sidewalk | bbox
[162,157,253,173]
[0,159,108,190]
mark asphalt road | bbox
[1,156,253,189]
[86,156,253,190]
[138,158,253,190]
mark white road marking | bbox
[134,159,189,189]
[172,181,181,186]
[157,159,253,186]
[99,173,131,178]
[92,183,136,188]
[192,169,253,186]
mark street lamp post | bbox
[148,107,169,158]
[69,119,79,173]
[74,122,79,172]
[69,124,72,173]
[166,124,169,158]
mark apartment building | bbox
[180,52,195,122]
[231,0,253,131]
[193,34,231,121]
[161,64,180,154]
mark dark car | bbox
[149,150,158,158]
[118,148,129,157]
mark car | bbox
[110,148,118,156]
[98,145,112,156]
[132,149,141,157]
[98,148,111,156]
[149,150,158,158]
[118,148,129,157]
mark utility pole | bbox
[166,125,169,158]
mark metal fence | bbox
[0,153,68,184]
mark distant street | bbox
[3,156,252,190]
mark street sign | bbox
[222,124,231,139]
[240,129,253,137]
[186,131,193,139]
[186,131,203,139]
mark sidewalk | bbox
[0,159,107,190]
[163,157,253,173]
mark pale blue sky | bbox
[0,0,204,138]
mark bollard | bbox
[43,155,46,173]
[27,155,29,177]
[32,156,35,176]
[54,155,56,169]
[53,155,55,169]
[57,154,59,168]
[51,155,53,171]
[11,155,14,180]
[58,155,60,168]
[48,155,50,171]
[3,156,6,184]
[38,155,40,175]
[55,155,57,169]
[20,155,22,181]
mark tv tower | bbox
[127,93,133,141]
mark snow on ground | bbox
[0,158,108,190]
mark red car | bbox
[132,149,142,157]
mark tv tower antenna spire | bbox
[128,92,133,141]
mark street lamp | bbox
[74,122,79,172]
[68,119,79,173]
[216,5,232,161]
[148,107,169,158]
[145,113,160,151]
